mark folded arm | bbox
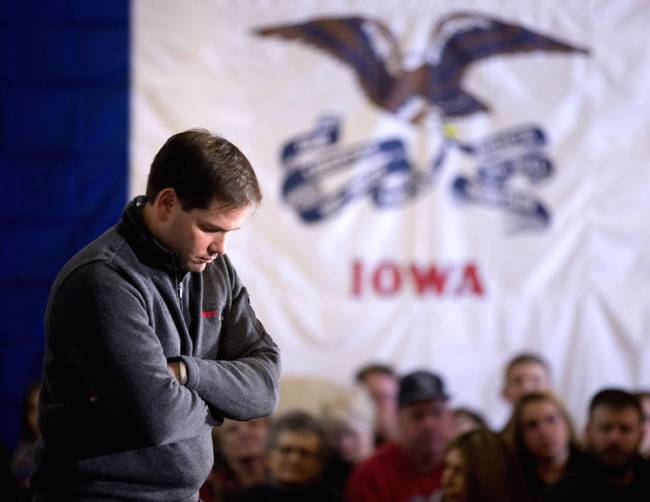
[180,268,281,420]
[49,263,216,446]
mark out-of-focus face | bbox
[327,418,374,464]
[151,190,250,273]
[398,400,452,472]
[267,431,323,486]
[361,372,398,440]
[503,362,550,405]
[586,405,643,471]
[638,395,650,456]
[520,399,569,464]
[441,448,466,502]
[220,417,269,462]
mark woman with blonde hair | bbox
[512,391,587,500]
[441,428,529,502]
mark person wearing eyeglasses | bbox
[228,411,343,502]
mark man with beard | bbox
[543,388,650,501]
[345,370,453,502]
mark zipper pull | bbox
[178,281,184,299]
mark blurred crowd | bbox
[3,353,650,501]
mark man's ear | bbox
[155,188,178,221]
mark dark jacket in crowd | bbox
[542,456,650,502]
[523,444,588,501]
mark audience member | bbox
[502,353,552,407]
[441,428,529,502]
[542,388,650,501]
[451,407,488,436]
[355,363,399,445]
[321,386,375,490]
[229,411,342,502]
[501,352,551,441]
[345,370,453,501]
[11,381,41,500]
[200,417,270,502]
[512,391,587,500]
[634,391,650,458]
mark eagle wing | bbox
[431,11,589,83]
[253,17,401,109]
[420,11,589,117]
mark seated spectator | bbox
[345,370,453,501]
[441,428,529,502]
[355,363,399,445]
[12,381,41,500]
[321,386,375,490]
[512,391,587,500]
[542,388,650,501]
[200,417,270,502]
[229,411,342,502]
[501,352,552,441]
[451,407,488,436]
[634,391,650,458]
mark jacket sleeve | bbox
[180,262,281,421]
[48,263,216,446]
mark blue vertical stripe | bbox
[0,1,129,449]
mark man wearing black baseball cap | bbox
[345,370,453,501]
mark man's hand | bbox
[167,361,187,385]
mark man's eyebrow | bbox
[199,221,242,232]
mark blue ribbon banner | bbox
[280,116,553,231]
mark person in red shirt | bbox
[345,370,453,501]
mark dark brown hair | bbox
[513,391,578,449]
[355,363,397,383]
[266,410,328,464]
[445,429,530,502]
[146,129,262,210]
[589,388,643,423]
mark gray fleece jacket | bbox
[32,197,281,501]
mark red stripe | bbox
[201,310,219,318]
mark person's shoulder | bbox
[312,483,344,502]
[349,443,403,478]
[541,470,589,502]
[52,226,122,276]
[50,227,149,302]
[566,444,589,473]
[634,456,650,483]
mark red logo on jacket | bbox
[201,310,220,319]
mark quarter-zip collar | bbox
[117,196,187,281]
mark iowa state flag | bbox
[2,0,650,448]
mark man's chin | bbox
[185,261,207,273]
[596,452,636,472]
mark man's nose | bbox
[209,234,227,257]
[607,428,623,443]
